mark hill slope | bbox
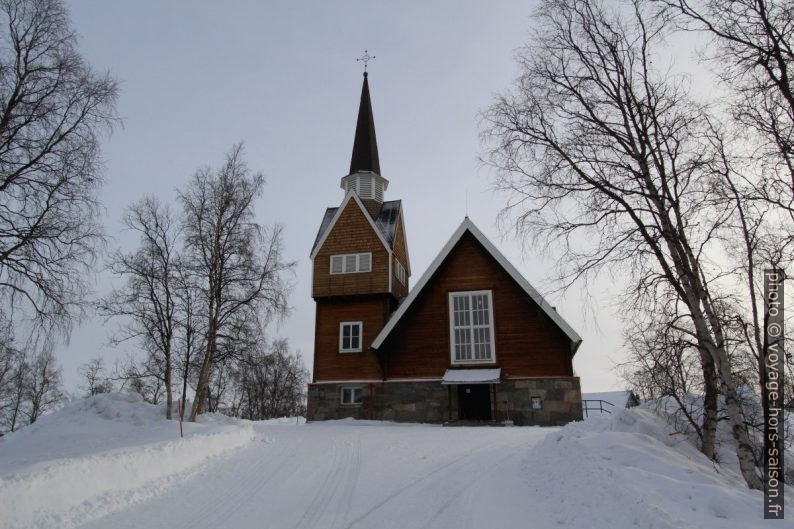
[0,393,788,529]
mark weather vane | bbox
[357,49,376,73]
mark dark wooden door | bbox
[458,384,492,421]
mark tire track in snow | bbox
[330,435,361,529]
[344,437,517,529]
[342,446,479,528]
[292,433,362,529]
[292,436,346,529]
[422,450,515,527]
[174,435,293,529]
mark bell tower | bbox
[309,69,411,384]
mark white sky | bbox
[58,0,634,394]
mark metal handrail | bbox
[581,399,615,418]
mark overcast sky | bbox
[57,0,637,394]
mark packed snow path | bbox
[77,421,546,529]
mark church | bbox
[306,71,583,426]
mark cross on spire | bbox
[357,49,376,74]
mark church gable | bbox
[373,218,581,350]
[311,193,392,298]
[375,229,575,379]
[310,198,403,256]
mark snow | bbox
[0,393,791,529]
[527,407,791,528]
[0,393,255,529]
[441,368,501,384]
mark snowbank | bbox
[523,408,790,529]
[0,393,256,529]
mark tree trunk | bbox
[10,392,21,432]
[660,213,761,489]
[696,294,763,490]
[189,313,217,422]
[700,357,718,460]
[180,339,190,421]
[165,346,173,420]
[189,334,215,421]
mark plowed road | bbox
[77,421,553,529]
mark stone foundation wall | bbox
[496,378,582,426]
[306,381,453,423]
[306,377,582,426]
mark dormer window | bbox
[330,253,372,274]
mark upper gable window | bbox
[330,253,372,274]
[448,290,495,364]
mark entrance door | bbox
[458,384,492,421]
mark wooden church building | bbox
[306,72,583,426]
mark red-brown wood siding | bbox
[379,232,574,379]
[312,200,390,298]
[391,214,409,299]
[312,296,391,381]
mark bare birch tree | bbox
[78,357,113,396]
[0,346,62,432]
[179,145,294,421]
[621,292,714,448]
[230,339,308,420]
[482,0,762,488]
[656,0,794,219]
[98,197,180,418]
[172,256,203,414]
[0,0,118,339]
[25,348,62,424]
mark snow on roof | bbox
[581,391,635,409]
[441,368,501,385]
[312,207,338,252]
[374,200,401,246]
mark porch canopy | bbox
[441,368,501,385]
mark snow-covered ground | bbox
[0,393,790,529]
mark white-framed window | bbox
[340,386,364,406]
[339,321,363,352]
[330,253,372,274]
[448,290,496,364]
[394,258,406,285]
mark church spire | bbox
[349,72,381,175]
[341,62,389,209]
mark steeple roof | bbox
[349,72,381,175]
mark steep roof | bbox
[349,72,380,175]
[371,217,583,352]
[310,194,402,256]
